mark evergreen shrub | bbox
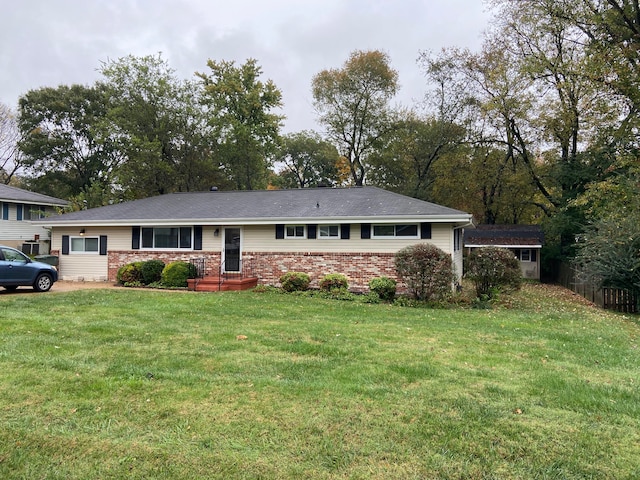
[280,272,311,292]
[117,262,144,285]
[369,276,397,301]
[161,261,196,288]
[141,259,165,285]
[319,273,349,292]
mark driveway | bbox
[0,281,118,297]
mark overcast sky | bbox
[1,0,491,132]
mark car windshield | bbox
[1,247,28,263]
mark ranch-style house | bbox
[38,186,473,291]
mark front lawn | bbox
[0,284,638,479]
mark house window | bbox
[141,227,192,249]
[519,249,531,262]
[372,224,419,239]
[319,225,340,238]
[285,225,305,238]
[71,236,99,253]
[29,206,45,220]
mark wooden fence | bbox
[557,263,638,313]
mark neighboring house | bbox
[0,184,69,255]
[463,224,544,280]
[38,186,473,290]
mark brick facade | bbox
[247,251,398,292]
[103,250,400,291]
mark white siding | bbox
[0,202,55,252]
[52,227,113,281]
[244,223,454,253]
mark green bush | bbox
[280,272,311,292]
[466,247,522,299]
[116,262,144,285]
[395,243,455,301]
[319,273,349,292]
[161,261,197,288]
[141,259,165,285]
[369,276,397,301]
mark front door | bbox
[223,227,241,272]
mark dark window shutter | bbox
[307,224,317,239]
[361,223,371,239]
[194,226,203,250]
[420,222,432,239]
[17,204,23,221]
[132,226,140,249]
[341,224,350,240]
[275,224,285,239]
[62,235,69,255]
[99,235,107,255]
[531,249,537,262]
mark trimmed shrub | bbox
[161,261,197,288]
[369,276,397,301]
[395,243,455,301]
[319,273,349,292]
[116,262,144,285]
[280,272,311,292]
[140,259,165,285]
[466,246,522,298]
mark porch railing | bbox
[189,256,255,289]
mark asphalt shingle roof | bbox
[464,224,544,247]
[42,186,471,225]
[0,184,69,206]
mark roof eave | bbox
[38,213,474,228]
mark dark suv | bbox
[0,245,58,292]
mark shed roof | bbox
[463,224,544,248]
[39,186,472,226]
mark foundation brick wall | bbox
[246,251,400,292]
[105,250,401,291]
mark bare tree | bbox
[0,103,23,184]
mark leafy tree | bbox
[368,114,465,200]
[312,50,399,186]
[274,131,340,188]
[572,161,640,298]
[198,58,283,190]
[17,84,120,203]
[100,54,218,199]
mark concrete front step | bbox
[187,276,258,292]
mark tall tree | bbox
[368,114,466,200]
[312,50,399,186]
[197,58,283,190]
[100,54,217,199]
[274,131,340,188]
[17,84,120,203]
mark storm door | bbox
[223,227,241,272]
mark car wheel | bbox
[33,273,53,292]
[4,286,18,291]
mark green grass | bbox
[0,284,638,479]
